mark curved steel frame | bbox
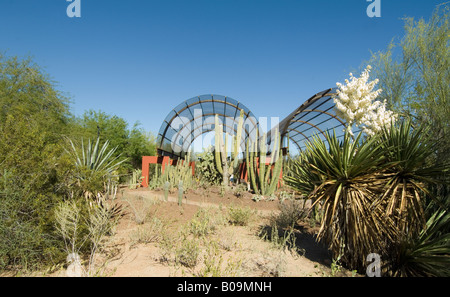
[156,88,347,159]
[157,94,260,159]
[266,88,347,154]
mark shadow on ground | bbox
[258,224,332,266]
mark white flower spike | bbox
[333,65,397,136]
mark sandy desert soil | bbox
[35,186,358,277]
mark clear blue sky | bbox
[0,0,445,135]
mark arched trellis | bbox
[266,88,347,154]
[143,88,349,187]
[156,89,349,158]
[156,94,260,159]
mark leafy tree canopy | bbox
[367,4,450,165]
[70,110,156,171]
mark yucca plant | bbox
[66,137,126,202]
[286,130,394,270]
[284,150,323,196]
[373,119,450,276]
[377,119,448,238]
[285,119,450,274]
[387,208,450,277]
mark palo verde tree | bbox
[0,54,71,270]
[368,4,450,166]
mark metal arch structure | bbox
[156,89,349,159]
[143,88,350,187]
[266,88,347,154]
[156,94,260,159]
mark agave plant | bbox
[66,137,126,202]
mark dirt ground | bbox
[42,185,359,277]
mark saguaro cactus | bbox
[214,109,245,190]
[246,130,283,196]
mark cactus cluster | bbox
[214,109,245,190]
[148,153,194,195]
[246,130,283,196]
[163,153,193,192]
[127,168,143,189]
[213,108,283,196]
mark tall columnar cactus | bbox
[178,180,183,206]
[164,181,169,201]
[214,109,245,190]
[246,130,283,196]
[160,151,193,191]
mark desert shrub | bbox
[124,195,157,225]
[251,249,287,277]
[0,178,66,270]
[157,230,178,264]
[189,209,216,237]
[189,207,226,237]
[130,217,164,246]
[227,205,255,226]
[175,236,200,268]
[272,198,306,229]
[233,183,248,198]
[54,199,122,276]
[194,241,243,277]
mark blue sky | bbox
[0,0,444,135]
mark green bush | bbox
[0,54,154,273]
[0,55,71,271]
[0,178,65,270]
